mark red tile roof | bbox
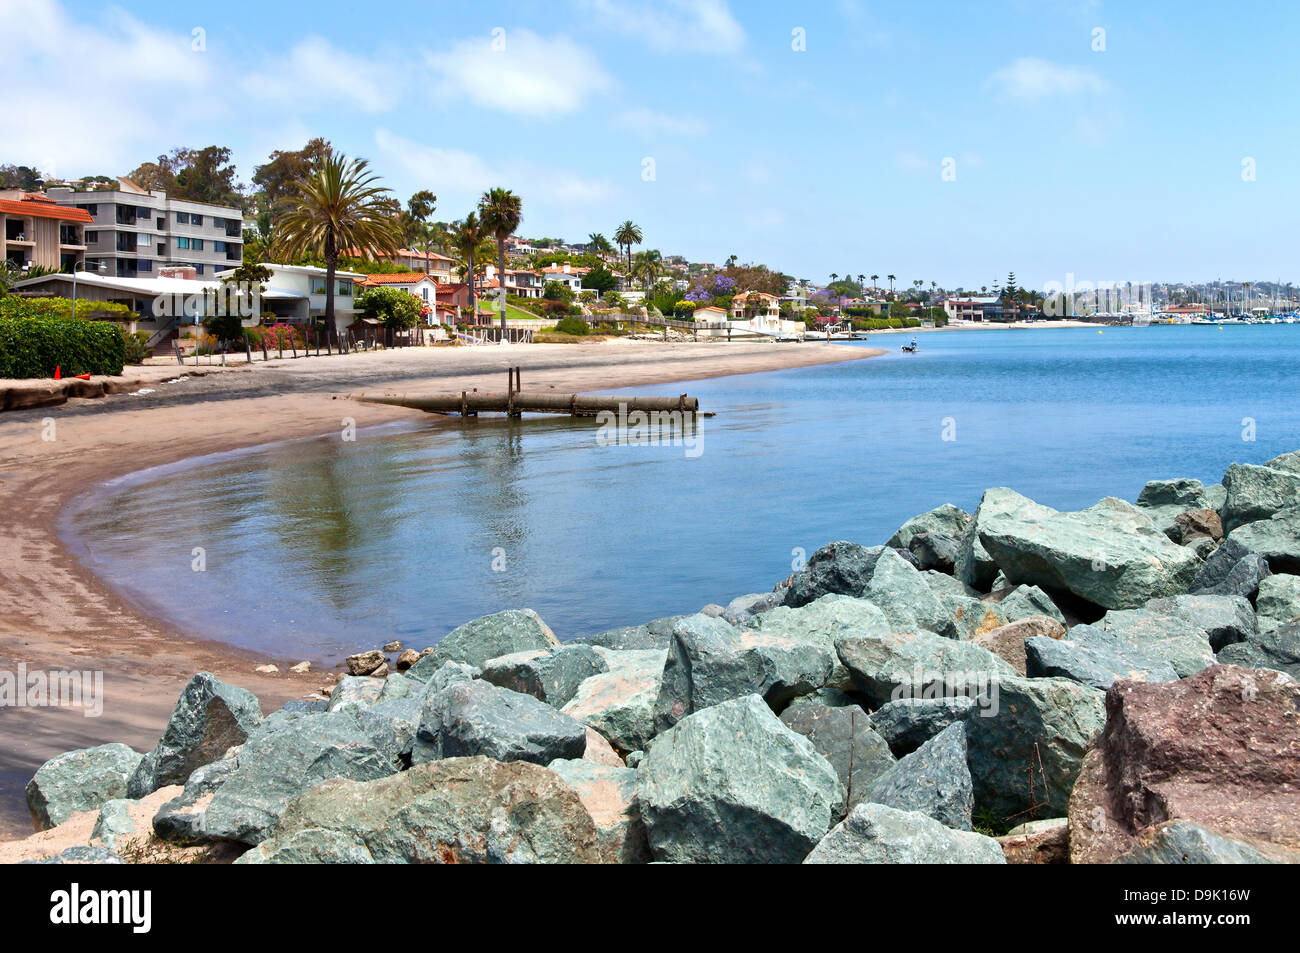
[356,272,437,285]
[0,194,93,223]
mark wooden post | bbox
[290,335,297,359]
[261,336,268,361]
[244,332,252,364]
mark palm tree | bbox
[829,273,838,284]
[870,274,879,294]
[887,274,896,298]
[632,249,663,290]
[613,220,642,275]
[272,151,401,332]
[479,187,523,331]
[448,213,487,324]
[588,232,613,260]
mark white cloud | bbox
[613,108,708,137]
[986,57,1107,102]
[429,29,613,117]
[242,36,398,114]
[373,129,617,215]
[578,0,745,54]
[0,1,216,174]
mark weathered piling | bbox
[352,390,699,417]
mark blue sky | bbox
[4,0,1297,289]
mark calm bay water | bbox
[63,325,1300,663]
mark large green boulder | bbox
[804,803,1004,864]
[779,702,895,810]
[956,488,1056,592]
[127,672,263,797]
[244,757,602,864]
[862,722,973,830]
[561,648,665,753]
[834,628,1013,709]
[27,743,143,830]
[638,695,844,863]
[887,503,972,550]
[480,644,608,708]
[409,609,560,676]
[413,679,586,766]
[1221,462,1300,531]
[1229,505,1300,573]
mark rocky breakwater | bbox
[11,450,1300,864]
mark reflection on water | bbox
[64,326,1300,665]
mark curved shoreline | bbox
[0,339,882,838]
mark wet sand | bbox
[0,338,881,839]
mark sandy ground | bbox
[0,337,880,841]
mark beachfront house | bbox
[943,295,1002,322]
[482,264,545,298]
[344,246,456,283]
[0,192,93,272]
[540,262,589,294]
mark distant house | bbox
[343,246,456,283]
[0,192,93,272]
[943,295,1003,322]
[216,263,364,333]
[482,264,544,298]
[540,262,589,294]
[730,290,780,321]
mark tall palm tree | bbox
[632,248,663,290]
[870,274,879,294]
[272,151,401,332]
[887,274,896,298]
[588,232,613,260]
[613,220,642,276]
[479,187,523,331]
[449,213,487,324]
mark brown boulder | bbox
[973,615,1067,675]
[997,818,1069,864]
[1173,508,1224,544]
[1068,665,1300,864]
[395,649,420,671]
[345,650,386,676]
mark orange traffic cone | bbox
[54,365,61,380]
[75,373,91,380]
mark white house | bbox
[215,263,364,333]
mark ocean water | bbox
[62,325,1300,663]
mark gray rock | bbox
[834,628,1013,709]
[783,541,885,607]
[351,695,424,765]
[861,549,961,638]
[408,609,560,675]
[997,584,1067,626]
[1187,537,1271,599]
[201,712,400,844]
[569,615,685,651]
[752,593,892,692]
[1136,478,1215,535]
[1221,462,1300,531]
[936,590,1010,642]
[1205,482,1228,512]
[779,702,895,809]
[1256,574,1300,632]
[1230,505,1300,573]
[235,828,376,864]
[1116,820,1286,864]
[907,531,961,573]
[1025,626,1181,690]
[652,613,834,734]
[480,644,608,708]
[888,503,972,550]
[1088,602,1219,677]
[721,591,785,626]
[804,803,1005,864]
[326,675,385,713]
[26,743,143,830]
[562,648,665,753]
[413,679,587,765]
[638,695,844,863]
[1216,620,1300,678]
[249,756,603,863]
[24,845,125,865]
[90,798,138,851]
[376,672,419,703]
[863,722,973,830]
[152,752,240,842]
[127,672,262,797]
[547,759,650,863]
[957,488,1057,592]
[964,674,1105,821]
[977,492,1202,610]
[921,570,981,599]
[867,696,977,757]
[1160,593,1258,650]
[277,698,329,715]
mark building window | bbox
[192,239,204,251]
[191,215,203,227]
[177,237,191,249]
[80,203,98,216]
[137,233,151,247]
[311,277,327,294]
[138,260,152,272]
[337,280,353,297]
[195,264,204,275]
[86,231,98,243]
[176,212,189,225]
[422,287,429,300]
[214,241,226,252]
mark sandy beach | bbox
[0,338,880,838]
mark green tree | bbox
[587,232,613,259]
[449,214,487,322]
[356,286,422,330]
[613,220,642,275]
[582,264,617,294]
[127,146,244,207]
[479,187,523,331]
[270,151,401,332]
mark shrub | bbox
[356,286,421,330]
[554,316,590,336]
[0,297,125,378]
[121,328,152,364]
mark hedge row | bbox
[0,298,125,378]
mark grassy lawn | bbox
[479,300,543,322]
